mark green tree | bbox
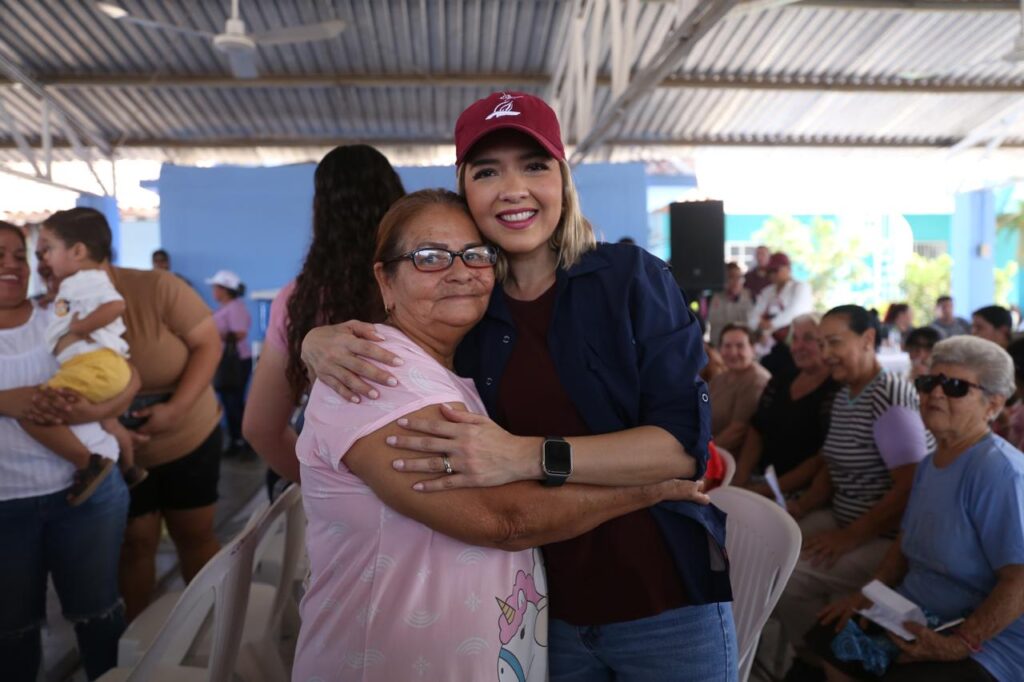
[752,215,868,310]
[901,253,951,328]
[995,260,1019,308]
[998,200,1024,262]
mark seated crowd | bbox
[2,97,1023,681]
[707,256,1024,682]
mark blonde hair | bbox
[457,158,596,281]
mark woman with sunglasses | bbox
[772,305,934,679]
[301,92,734,681]
[292,189,708,681]
[809,336,1024,681]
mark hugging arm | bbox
[390,258,709,490]
[342,404,709,551]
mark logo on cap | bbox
[485,92,522,121]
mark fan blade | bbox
[225,49,259,79]
[95,3,214,39]
[251,20,346,46]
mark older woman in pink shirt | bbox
[292,189,706,681]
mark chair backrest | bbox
[709,486,802,682]
[125,485,303,682]
[246,483,305,639]
[718,447,736,487]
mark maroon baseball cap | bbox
[767,252,791,270]
[454,91,566,165]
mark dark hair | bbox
[374,190,473,275]
[152,249,169,260]
[218,282,247,299]
[285,145,406,401]
[824,304,881,350]
[725,261,742,273]
[883,303,909,324]
[42,208,112,262]
[936,295,952,306]
[1007,337,1024,383]
[972,305,1012,332]
[0,220,25,246]
[719,322,756,346]
[905,326,940,350]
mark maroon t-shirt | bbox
[496,283,688,626]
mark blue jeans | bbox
[0,472,129,681]
[549,603,738,682]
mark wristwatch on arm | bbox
[541,436,573,487]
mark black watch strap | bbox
[541,436,572,487]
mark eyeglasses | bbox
[914,373,986,398]
[384,245,498,272]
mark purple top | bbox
[873,405,930,469]
[213,297,251,359]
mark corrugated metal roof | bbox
[1,0,1023,166]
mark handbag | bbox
[214,332,245,392]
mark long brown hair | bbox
[285,145,406,401]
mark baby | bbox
[20,208,146,505]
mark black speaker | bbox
[669,200,725,293]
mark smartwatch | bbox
[541,437,573,487]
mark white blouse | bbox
[0,304,118,501]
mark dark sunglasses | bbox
[914,373,986,398]
[384,245,498,273]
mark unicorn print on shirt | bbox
[496,549,548,682]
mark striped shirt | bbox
[0,304,117,501]
[823,370,933,531]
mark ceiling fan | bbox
[96,0,346,79]
[899,0,1024,81]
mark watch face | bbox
[543,439,572,476]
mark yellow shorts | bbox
[46,349,131,403]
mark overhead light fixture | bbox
[96,3,128,20]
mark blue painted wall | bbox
[157,161,650,338]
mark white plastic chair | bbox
[110,485,303,682]
[233,485,305,682]
[709,486,801,682]
[98,502,266,681]
[717,446,736,487]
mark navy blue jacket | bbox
[456,243,732,605]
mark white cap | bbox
[206,270,242,291]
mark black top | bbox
[750,369,839,476]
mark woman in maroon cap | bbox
[301,91,737,681]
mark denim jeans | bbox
[0,472,129,681]
[549,602,738,682]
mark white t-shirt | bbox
[0,305,118,501]
[45,269,129,362]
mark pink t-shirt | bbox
[213,297,252,359]
[293,325,548,682]
[265,280,295,355]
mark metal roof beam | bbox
[570,0,745,164]
[0,164,106,195]
[0,72,1020,94]
[5,134,1016,149]
[0,54,112,157]
[796,0,1019,10]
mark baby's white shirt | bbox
[45,269,130,362]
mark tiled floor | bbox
[40,453,269,682]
